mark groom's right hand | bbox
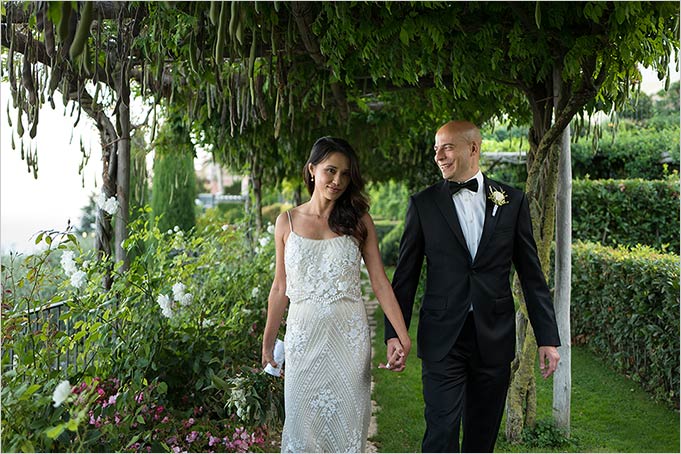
[385,337,407,372]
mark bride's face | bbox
[309,152,351,200]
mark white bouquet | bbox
[264,339,285,377]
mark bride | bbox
[261,136,411,453]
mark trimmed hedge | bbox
[572,178,680,253]
[571,241,680,407]
[571,125,680,180]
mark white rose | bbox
[70,270,87,289]
[103,197,119,215]
[251,287,260,298]
[180,293,193,307]
[157,294,174,318]
[172,283,186,301]
[52,380,72,407]
[96,192,107,210]
[61,251,77,276]
[259,236,271,247]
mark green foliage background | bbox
[1,214,282,452]
[151,116,198,233]
[572,178,679,253]
[571,241,680,407]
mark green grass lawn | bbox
[371,307,680,453]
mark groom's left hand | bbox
[538,346,560,379]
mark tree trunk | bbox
[74,88,118,290]
[252,172,263,232]
[250,154,263,232]
[115,72,131,270]
[506,81,561,443]
[506,300,538,436]
[553,67,572,434]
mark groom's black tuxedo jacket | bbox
[385,176,560,365]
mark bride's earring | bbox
[311,175,314,182]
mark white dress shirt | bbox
[451,170,486,261]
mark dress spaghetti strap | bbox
[286,210,294,234]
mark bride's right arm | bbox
[262,213,290,368]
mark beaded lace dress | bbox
[280,212,371,453]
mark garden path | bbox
[363,287,380,453]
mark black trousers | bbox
[421,312,511,453]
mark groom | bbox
[384,120,560,453]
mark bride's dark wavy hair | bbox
[303,137,369,246]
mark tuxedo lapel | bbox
[473,177,501,264]
[434,181,470,257]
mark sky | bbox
[1,83,102,254]
[1,65,679,254]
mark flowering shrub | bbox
[1,211,283,451]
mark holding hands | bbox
[380,337,411,372]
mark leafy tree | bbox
[2,2,148,283]
[618,91,654,121]
[4,0,678,438]
[150,113,197,234]
[650,80,681,128]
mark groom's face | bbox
[433,130,478,182]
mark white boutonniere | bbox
[488,186,509,217]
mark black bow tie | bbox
[448,178,478,195]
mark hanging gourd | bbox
[69,1,93,61]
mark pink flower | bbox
[186,431,199,443]
[108,393,118,406]
[183,417,195,428]
[208,436,221,447]
[161,416,169,423]
[114,413,121,425]
[88,412,103,428]
[156,405,165,414]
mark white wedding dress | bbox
[281,212,371,453]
